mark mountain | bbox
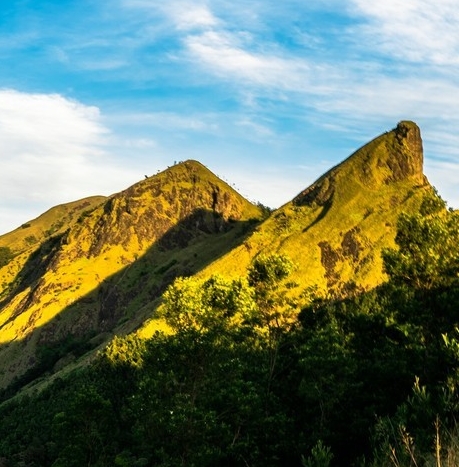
[201,120,430,296]
[0,160,264,389]
[0,121,434,393]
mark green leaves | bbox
[383,195,459,290]
[161,253,296,336]
[160,275,257,334]
[6,236,459,467]
[248,253,293,289]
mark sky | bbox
[0,0,458,234]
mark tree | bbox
[52,384,116,466]
[383,194,459,290]
[160,275,256,335]
[137,255,299,466]
[247,253,294,330]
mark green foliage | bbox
[256,201,273,219]
[3,223,459,467]
[302,441,334,467]
[52,385,116,466]
[0,246,13,268]
[161,254,295,336]
[383,195,459,289]
[160,275,256,334]
[99,334,146,368]
[248,253,293,289]
[419,188,446,216]
[130,329,294,466]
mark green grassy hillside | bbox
[0,160,263,388]
[1,121,458,467]
[200,121,431,300]
[0,121,436,393]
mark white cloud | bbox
[184,30,337,94]
[0,90,104,152]
[171,3,219,31]
[0,90,139,234]
[4,1,456,228]
[126,1,459,208]
[121,0,218,31]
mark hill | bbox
[0,121,434,392]
[0,160,264,388]
[201,121,430,297]
[2,121,458,467]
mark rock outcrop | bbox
[293,121,425,207]
[389,120,424,182]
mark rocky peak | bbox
[293,121,425,207]
[389,120,424,182]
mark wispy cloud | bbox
[350,0,459,65]
[185,30,314,91]
[1,0,459,230]
[167,2,219,31]
[0,90,105,155]
[115,0,459,207]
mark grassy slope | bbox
[199,122,431,302]
[0,161,263,388]
[0,196,106,252]
[0,196,106,281]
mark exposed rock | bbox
[387,120,424,183]
[293,173,335,207]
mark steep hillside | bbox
[0,160,263,388]
[0,122,456,467]
[0,121,437,393]
[201,121,432,297]
[0,196,107,254]
[0,196,106,284]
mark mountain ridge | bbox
[293,120,425,208]
[0,160,264,388]
[0,121,436,392]
[199,120,431,295]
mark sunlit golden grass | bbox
[0,161,265,387]
[0,122,433,388]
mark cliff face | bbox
[390,120,424,181]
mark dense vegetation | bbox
[0,247,13,268]
[1,193,459,466]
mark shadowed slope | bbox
[0,161,263,388]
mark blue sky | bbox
[1,0,458,234]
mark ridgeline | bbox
[1,121,458,467]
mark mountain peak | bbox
[293,120,425,207]
[349,119,425,185]
[390,120,424,181]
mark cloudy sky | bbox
[1,0,458,234]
